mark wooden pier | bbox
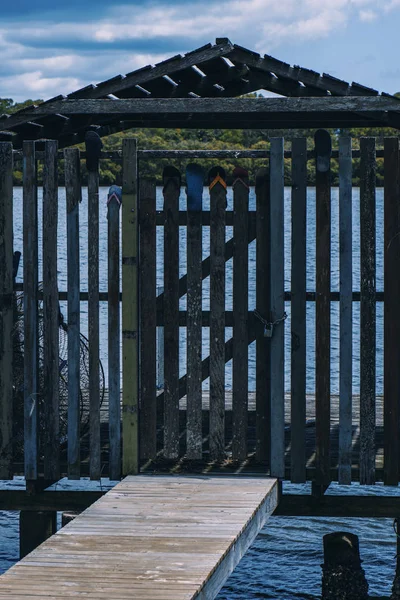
[0,475,278,599]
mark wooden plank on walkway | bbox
[0,143,13,479]
[23,141,38,481]
[270,138,285,478]
[383,137,400,485]
[338,136,353,485]
[139,179,157,461]
[64,148,81,480]
[0,476,278,600]
[42,140,60,481]
[360,137,376,485]
[232,167,249,461]
[291,138,307,483]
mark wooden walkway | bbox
[0,475,278,599]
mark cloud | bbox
[359,8,378,20]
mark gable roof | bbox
[1,38,399,149]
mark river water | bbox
[4,186,396,598]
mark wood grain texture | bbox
[209,172,227,460]
[122,138,139,475]
[270,138,285,478]
[0,475,278,600]
[88,169,100,480]
[383,138,399,485]
[359,137,376,485]
[107,184,122,478]
[64,148,81,480]
[139,179,157,461]
[232,173,249,461]
[315,133,331,487]
[186,184,203,459]
[42,140,60,481]
[338,137,353,485]
[290,138,307,483]
[23,141,38,480]
[255,168,270,464]
[0,143,13,479]
[163,170,180,460]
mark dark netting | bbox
[12,287,105,461]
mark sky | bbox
[1,0,400,103]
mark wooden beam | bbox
[0,490,104,512]
[275,495,400,518]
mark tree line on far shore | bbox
[2,95,400,187]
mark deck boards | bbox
[0,476,278,599]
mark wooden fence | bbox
[0,134,399,485]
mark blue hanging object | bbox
[186,163,204,211]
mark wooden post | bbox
[359,137,376,486]
[42,140,60,481]
[122,138,139,475]
[321,532,368,599]
[139,179,157,461]
[23,141,38,481]
[88,167,100,480]
[64,148,81,480]
[255,167,270,464]
[232,167,249,461]
[270,138,285,478]
[384,137,400,486]
[209,167,227,461]
[290,138,307,483]
[315,129,332,488]
[0,142,13,479]
[20,511,57,559]
[338,137,353,485]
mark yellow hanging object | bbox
[209,174,227,190]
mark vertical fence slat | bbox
[43,140,59,481]
[255,168,270,464]
[122,138,139,475]
[139,179,157,461]
[88,165,100,480]
[360,137,376,485]
[163,167,180,459]
[186,164,203,460]
[108,186,122,478]
[209,167,227,460]
[384,137,400,486]
[291,138,307,483]
[64,148,81,480]
[270,138,285,478]
[339,136,353,485]
[315,129,331,488]
[23,141,38,481]
[232,168,249,461]
[0,143,13,479]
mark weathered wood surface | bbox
[88,168,100,480]
[315,131,331,487]
[270,139,285,478]
[163,168,180,460]
[139,180,157,461]
[359,137,376,485]
[0,143,13,479]
[232,170,249,461]
[290,138,307,483]
[64,148,81,480]
[22,141,38,481]
[42,140,60,481]
[383,137,399,485]
[0,476,278,600]
[122,139,139,475]
[209,169,227,460]
[107,184,122,478]
[255,168,270,464]
[338,137,353,485]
